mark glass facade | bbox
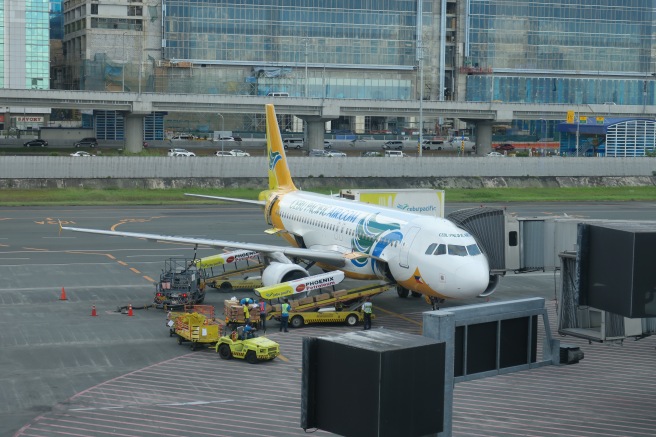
[465,0,656,140]
[25,0,50,89]
[467,75,656,105]
[468,0,654,73]
[163,0,417,68]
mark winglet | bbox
[266,104,297,192]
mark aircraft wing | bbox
[61,226,346,267]
[184,193,266,206]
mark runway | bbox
[1,203,655,436]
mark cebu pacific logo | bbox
[269,150,282,171]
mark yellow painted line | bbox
[277,354,289,362]
[375,305,423,327]
[130,267,141,274]
[117,261,128,266]
[111,216,166,231]
[106,254,116,260]
[143,275,155,282]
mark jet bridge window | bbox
[448,245,468,256]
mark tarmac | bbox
[2,203,656,436]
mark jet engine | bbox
[261,262,309,286]
[478,274,501,297]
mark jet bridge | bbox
[447,207,506,273]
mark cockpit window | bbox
[425,243,437,255]
[434,244,446,255]
[467,244,482,256]
[448,245,468,256]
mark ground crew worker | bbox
[280,298,291,332]
[258,299,267,332]
[362,297,373,330]
[243,323,256,339]
[243,302,251,325]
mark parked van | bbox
[267,92,290,97]
[421,140,446,150]
[384,150,404,158]
[283,138,304,149]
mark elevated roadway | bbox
[2,88,654,153]
[0,88,651,120]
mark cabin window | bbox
[433,244,446,255]
[425,243,437,255]
[467,244,482,256]
[448,245,468,256]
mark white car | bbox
[323,141,333,149]
[168,148,196,157]
[215,151,235,157]
[70,151,93,157]
[229,149,250,157]
[326,150,347,157]
[171,134,195,140]
[486,151,505,157]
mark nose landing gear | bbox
[425,296,445,310]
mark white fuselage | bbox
[272,191,490,300]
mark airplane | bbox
[63,104,500,303]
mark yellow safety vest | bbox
[243,305,250,318]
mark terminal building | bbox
[6,1,656,151]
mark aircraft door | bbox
[264,195,279,225]
[399,226,421,268]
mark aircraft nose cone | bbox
[455,261,489,294]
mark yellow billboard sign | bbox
[566,111,575,123]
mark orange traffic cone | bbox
[128,304,133,317]
[59,287,67,301]
[91,305,97,317]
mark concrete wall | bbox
[1,156,655,189]
[39,128,96,142]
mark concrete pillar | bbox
[473,120,493,155]
[306,119,325,149]
[354,115,365,133]
[124,113,145,153]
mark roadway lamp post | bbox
[417,0,424,157]
[418,46,424,157]
[122,31,128,92]
[302,37,309,97]
[217,113,224,153]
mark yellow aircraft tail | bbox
[266,104,297,192]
